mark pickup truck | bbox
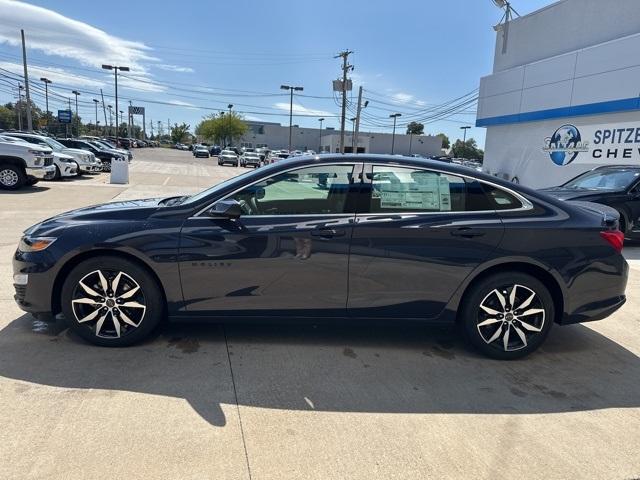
[0,138,56,189]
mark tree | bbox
[451,138,484,161]
[195,113,248,146]
[171,122,191,143]
[406,121,424,135]
[0,105,15,129]
[436,133,450,150]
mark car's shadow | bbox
[1,314,638,427]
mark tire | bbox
[52,165,61,181]
[102,161,111,172]
[617,211,627,236]
[459,271,554,360]
[61,256,164,347]
[0,164,26,190]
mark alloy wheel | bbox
[476,284,545,352]
[71,269,146,339]
[0,168,19,187]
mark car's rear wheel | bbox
[61,256,164,347]
[460,272,554,360]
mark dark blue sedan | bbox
[12,155,628,359]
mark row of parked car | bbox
[185,144,316,169]
[0,131,133,190]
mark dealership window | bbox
[367,166,492,213]
[229,164,355,215]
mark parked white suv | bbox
[5,132,102,173]
[0,137,55,189]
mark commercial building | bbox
[477,0,640,188]
[239,121,443,157]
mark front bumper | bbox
[26,165,56,180]
[79,164,103,173]
[60,163,78,177]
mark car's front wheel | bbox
[61,256,164,347]
[460,272,554,360]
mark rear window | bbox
[481,184,523,210]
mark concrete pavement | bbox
[1,148,639,479]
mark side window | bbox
[368,166,491,213]
[229,164,355,215]
[481,184,523,210]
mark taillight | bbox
[600,230,624,253]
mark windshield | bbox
[221,150,235,155]
[42,137,66,151]
[181,162,281,205]
[563,169,640,190]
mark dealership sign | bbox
[543,122,640,166]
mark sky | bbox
[0,0,553,147]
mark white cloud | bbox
[244,115,264,122]
[416,100,426,107]
[167,99,194,107]
[0,61,104,88]
[155,64,194,73]
[392,92,413,104]
[273,102,333,117]
[0,0,164,93]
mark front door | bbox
[179,163,360,316]
[347,163,506,319]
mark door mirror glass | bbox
[209,199,242,219]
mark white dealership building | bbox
[238,121,443,157]
[477,0,640,188]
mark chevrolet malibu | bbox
[13,155,628,359]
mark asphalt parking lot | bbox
[1,148,640,480]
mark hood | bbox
[539,186,622,201]
[25,198,164,236]
[62,147,91,157]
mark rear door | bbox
[347,163,506,319]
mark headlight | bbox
[19,236,57,252]
[28,149,46,156]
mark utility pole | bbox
[167,118,171,142]
[318,117,324,152]
[67,97,72,137]
[102,64,130,147]
[72,90,80,137]
[350,117,357,152]
[40,77,52,131]
[334,50,353,154]
[100,89,108,136]
[353,86,364,154]
[21,30,33,131]
[92,99,99,130]
[17,84,23,131]
[127,100,132,140]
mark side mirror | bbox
[208,199,242,219]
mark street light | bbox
[318,117,325,153]
[460,126,471,159]
[40,77,52,131]
[389,113,402,154]
[280,84,303,152]
[119,110,124,136]
[102,64,130,147]
[71,90,81,137]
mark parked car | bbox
[256,147,270,162]
[0,135,76,180]
[58,138,125,172]
[13,155,628,358]
[240,152,261,168]
[0,136,55,189]
[209,145,222,156]
[540,165,640,239]
[93,140,133,161]
[5,132,101,174]
[218,149,239,167]
[194,146,210,158]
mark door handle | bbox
[450,227,485,238]
[311,228,345,238]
